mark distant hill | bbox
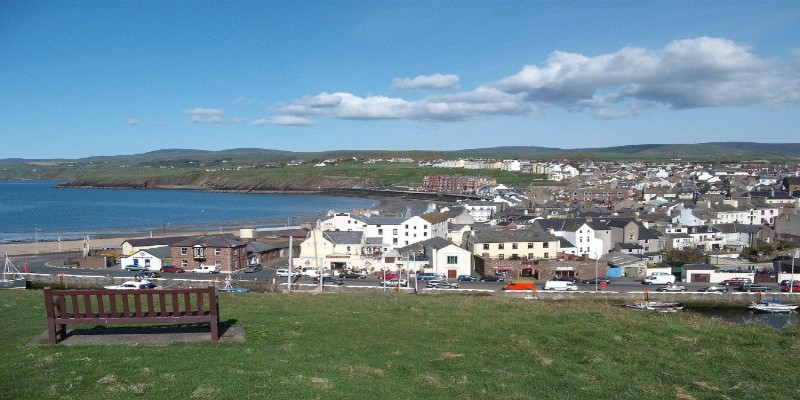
[2,142,799,164]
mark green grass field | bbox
[2,290,798,399]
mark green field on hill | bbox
[2,290,798,399]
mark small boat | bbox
[217,276,249,293]
[748,300,798,314]
[1,253,27,290]
[625,301,684,313]
[104,279,157,290]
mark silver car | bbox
[426,280,459,289]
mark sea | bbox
[0,180,377,244]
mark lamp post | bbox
[594,254,599,292]
[34,228,41,244]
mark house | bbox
[120,246,171,271]
[121,235,193,256]
[464,227,560,261]
[397,237,473,279]
[169,235,248,273]
[318,211,448,250]
[534,217,613,258]
[296,230,366,273]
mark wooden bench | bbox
[44,286,220,344]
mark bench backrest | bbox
[44,286,218,321]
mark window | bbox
[483,244,490,250]
[424,225,428,229]
[181,247,188,255]
[528,253,533,259]
[543,252,549,258]
[215,261,222,267]
[144,259,151,268]
[193,246,205,258]
[133,259,139,266]
[527,243,534,249]
[405,224,409,229]
[180,260,188,267]
[393,229,398,235]
[498,243,505,250]
[512,243,518,249]
[447,256,458,264]
[498,254,504,260]
[393,238,398,245]
[215,248,221,256]
[543,242,549,248]
[423,232,428,237]
[378,229,383,235]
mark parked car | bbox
[416,273,443,281]
[276,269,300,277]
[479,275,504,282]
[553,276,579,283]
[501,281,536,290]
[581,277,611,285]
[313,276,344,285]
[124,264,148,271]
[721,277,751,286]
[657,284,687,292]
[457,275,476,281]
[104,279,157,290]
[426,280,459,289]
[135,271,161,279]
[341,271,367,279]
[737,283,772,292]
[191,265,220,274]
[376,272,399,280]
[380,279,408,287]
[780,279,800,287]
[243,264,262,273]
[698,285,729,293]
[781,285,800,292]
[160,265,185,273]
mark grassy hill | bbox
[2,290,798,399]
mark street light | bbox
[34,228,41,243]
[594,254,599,292]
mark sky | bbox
[1,0,799,160]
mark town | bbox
[98,158,800,293]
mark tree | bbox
[661,248,707,268]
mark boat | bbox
[748,300,798,314]
[625,301,684,313]
[1,253,27,290]
[217,276,249,293]
[103,279,157,290]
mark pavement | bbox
[27,323,244,346]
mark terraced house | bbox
[169,235,248,273]
[463,227,560,261]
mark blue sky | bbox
[1,0,799,159]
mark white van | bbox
[544,280,578,291]
[276,269,299,277]
[643,274,676,285]
[191,264,220,274]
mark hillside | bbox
[1,142,797,191]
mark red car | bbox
[721,277,751,286]
[160,265,185,273]
[780,285,800,292]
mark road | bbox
[11,253,785,293]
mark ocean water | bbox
[0,181,376,243]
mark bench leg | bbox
[47,319,57,344]
[210,321,219,341]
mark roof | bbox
[171,235,247,248]
[468,228,558,244]
[124,235,194,247]
[322,231,363,245]
[419,211,448,224]
[126,246,171,259]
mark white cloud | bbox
[184,107,225,116]
[126,119,139,125]
[275,37,799,123]
[391,74,460,90]
[233,96,263,105]
[252,116,314,126]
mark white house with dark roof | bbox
[397,237,473,278]
[121,246,171,271]
[319,211,448,250]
